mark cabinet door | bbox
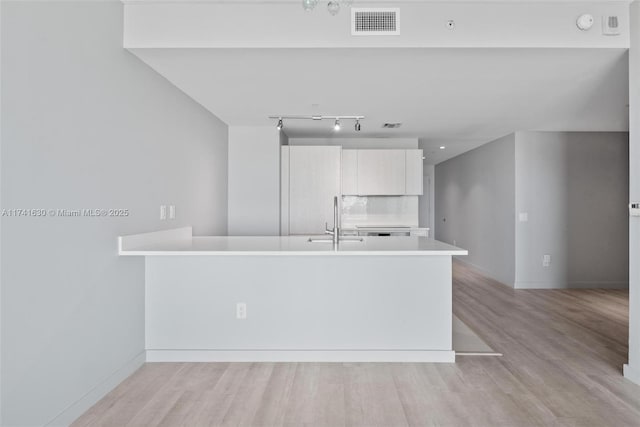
[357,149,406,195]
[405,149,424,195]
[410,228,429,237]
[342,149,358,195]
[289,146,341,235]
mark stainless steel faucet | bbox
[325,196,340,247]
[309,196,362,246]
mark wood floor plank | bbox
[72,261,640,427]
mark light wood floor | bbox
[73,261,639,427]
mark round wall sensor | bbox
[446,20,455,30]
[576,14,594,31]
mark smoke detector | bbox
[576,14,594,31]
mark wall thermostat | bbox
[602,15,621,36]
[576,14,594,31]
[631,202,640,217]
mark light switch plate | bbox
[159,205,167,220]
[169,205,176,220]
[519,212,529,222]
[236,303,247,320]
[630,202,640,217]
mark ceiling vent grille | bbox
[351,8,400,36]
[383,123,402,129]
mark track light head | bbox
[268,115,364,132]
[302,0,318,11]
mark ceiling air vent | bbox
[351,8,400,36]
[383,123,402,129]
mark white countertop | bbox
[118,227,467,257]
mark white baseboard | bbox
[514,281,629,290]
[624,364,640,385]
[46,351,146,427]
[146,349,456,363]
[454,259,629,290]
[568,281,628,289]
[453,258,514,288]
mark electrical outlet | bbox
[236,303,247,320]
[159,205,167,220]
[543,254,551,267]
[169,205,176,220]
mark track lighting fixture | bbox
[302,0,318,11]
[269,115,365,132]
[302,0,352,15]
[327,1,340,16]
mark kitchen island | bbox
[119,227,468,363]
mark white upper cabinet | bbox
[357,149,406,195]
[405,149,424,195]
[341,149,423,196]
[288,146,341,235]
[342,150,358,195]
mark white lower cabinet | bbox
[288,146,341,235]
[410,228,429,238]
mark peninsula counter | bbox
[119,227,468,363]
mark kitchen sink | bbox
[308,237,364,243]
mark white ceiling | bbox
[125,0,631,3]
[131,47,629,164]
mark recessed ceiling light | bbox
[440,146,446,150]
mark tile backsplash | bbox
[341,196,419,228]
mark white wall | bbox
[435,131,629,289]
[228,126,281,235]
[514,132,629,289]
[1,2,228,425]
[625,0,640,386]
[435,134,517,286]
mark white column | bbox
[625,0,640,385]
[227,126,281,236]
